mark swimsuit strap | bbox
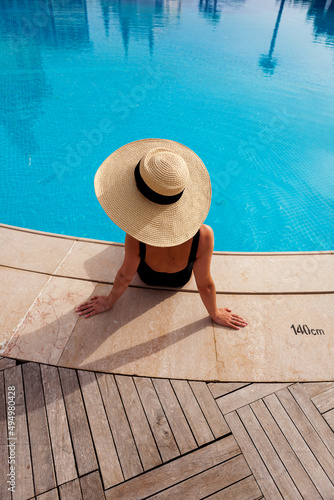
[188,229,200,264]
[139,241,146,259]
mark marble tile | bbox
[211,253,333,293]
[58,286,218,380]
[214,293,334,382]
[55,240,124,283]
[0,267,48,354]
[0,226,75,274]
[3,275,96,365]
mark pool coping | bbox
[2,222,332,255]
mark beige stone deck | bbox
[0,224,333,382]
[0,224,334,499]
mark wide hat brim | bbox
[94,138,212,247]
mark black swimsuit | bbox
[137,230,200,287]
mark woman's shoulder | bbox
[199,224,214,241]
[124,233,140,255]
[197,224,214,257]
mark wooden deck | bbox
[0,356,333,500]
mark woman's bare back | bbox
[142,237,195,273]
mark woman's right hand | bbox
[75,295,112,318]
[212,308,247,330]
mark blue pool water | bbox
[1,0,333,251]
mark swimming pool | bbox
[1,0,333,251]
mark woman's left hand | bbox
[75,295,112,318]
[212,307,247,330]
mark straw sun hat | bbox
[94,138,212,247]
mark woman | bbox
[76,139,247,330]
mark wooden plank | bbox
[115,375,161,470]
[59,478,83,500]
[22,362,56,495]
[217,383,290,415]
[37,489,59,499]
[238,404,303,500]
[149,454,251,499]
[171,379,214,445]
[4,365,35,500]
[207,382,250,399]
[77,370,123,489]
[205,475,262,499]
[105,435,240,500]
[189,381,230,438]
[264,393,334,499]
[300,382,334,399]
[96,373,143,479]
[225,411,283,500]
[134,377,179,462]
[152,378,197,454]
[289,384,334,456]
[0,370,11,500]
[324,409,334,431]
[312,387,334,414]
[251,399,322,500]
[58,367,97,476]
[40,365,77,485]
[0,357,16,371]
[80,470,105,500]
[276,388,334,484]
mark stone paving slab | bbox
[55,284,218,381]
[0,266,49,353]
[2,275,96,365]
[54,239,124,284]
[214,293,334,382]
[0,226,75,274]
[211,252,334,293]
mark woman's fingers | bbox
[232,314,247,324]
[232,315,247,323]
[76,303,91,312]
[76,296,100,311]
[233,320,247,327]
[76,301,90,310]
[223,308,248,326]
[216,309,248,329]
[229,323,240,330]
[76,295,110,319]
[78,308,94,316]
[84,310,97,318]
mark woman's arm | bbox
[76,234,140,318]
[193,225,247,330]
